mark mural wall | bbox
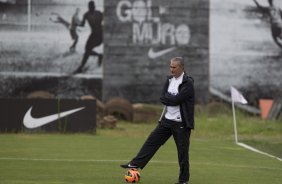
[103,0,210,103]
[1,0,210,103]
[210,0,282,105]
[0,0,103,99]
[3,0,281,106]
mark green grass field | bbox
[0,103,282,184]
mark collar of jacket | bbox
[167,73,194,83]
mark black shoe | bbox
[72,68,82,74]
[120,163,138,169]
[73,66,88,74]
[175,182,188,184]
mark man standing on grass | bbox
[120,57,195,184]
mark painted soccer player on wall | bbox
[0,0,104,99]
[210,0,282,104]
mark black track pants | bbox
[131,118,191,183]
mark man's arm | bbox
[160,80,194,106]
[160,77,170,96]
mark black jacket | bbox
[159,73,195,129]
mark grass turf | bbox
[0,121,281,184]
[0,102,282,183]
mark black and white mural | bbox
[0,0,103,99]
[210,0,282,104]
[2,0,280,105]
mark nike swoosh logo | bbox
[148,47,176,59]
[23,106,85,129]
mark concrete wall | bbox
[103,0,209,103]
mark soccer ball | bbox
[124,168,141,183]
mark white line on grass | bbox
[0,157,129,163]
[193,161,282,171]
[237,142,282,162]
[0,157,281,171]
[0,157,177,164]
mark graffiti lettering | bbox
[116,0,190,46]
[117,0,159,23]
